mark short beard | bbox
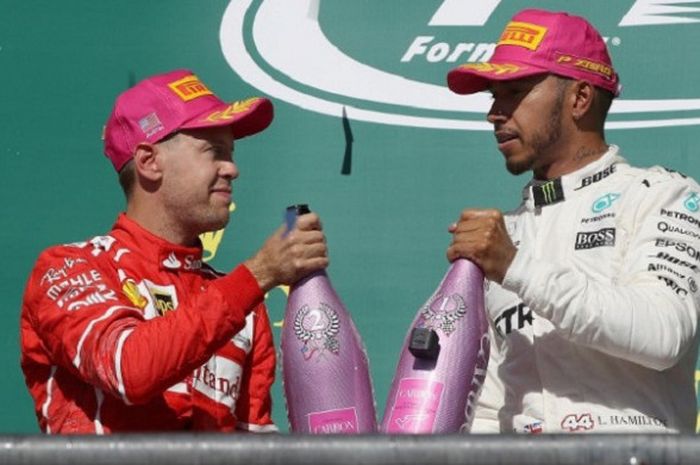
[504,79,567,175]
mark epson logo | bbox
[655,239,700,262]
[575,228,616,250]
[222,0,700,131]
[575,164,617,191]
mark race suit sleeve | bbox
[501,171,700,371]
[22,246,264,405]
[234,303,277,432]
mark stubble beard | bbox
[167,194,231,239]
[504,89,565,176]
[196,205,231,234]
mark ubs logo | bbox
[221,0,700,131]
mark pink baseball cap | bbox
[103,69,274,172]
[447,9,620,97]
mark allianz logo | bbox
[220,0,700,131]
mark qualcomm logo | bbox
[220,0,700,131]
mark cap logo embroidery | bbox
[459,62,523,75]
[201,97,259,122]
[498,21,547,51]
[167,75,213,101]
[556,53,614,79]
[138,112,164,137]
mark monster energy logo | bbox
[533,179,564,207]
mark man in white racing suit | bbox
[445,8,700,433]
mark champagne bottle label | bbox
[308,407,359,433]
[293,302,341,360]
[419,292,467,336]
[385,378,444,433]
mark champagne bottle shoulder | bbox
[381,258,490,434]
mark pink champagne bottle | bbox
[281,204,377,433]
[381,259,490,433]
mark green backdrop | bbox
[2,0,699,432]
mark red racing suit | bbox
[21,214,277,434]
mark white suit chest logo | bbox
[162,253,182,269]
[135,279,180,319]
[161,252,202,271]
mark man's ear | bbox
[132,142,163,182]
[570,80,595,122]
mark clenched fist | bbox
[447,209,517,283]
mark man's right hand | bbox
[244,212,329,292]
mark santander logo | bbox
[220,0,700,131]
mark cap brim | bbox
[447,62,548,95]
[182,97,274,139]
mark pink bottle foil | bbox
[381,259,490,433]
[282,271,377,433]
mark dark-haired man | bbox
[446,10,700,433]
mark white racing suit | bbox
[472,146,700,433]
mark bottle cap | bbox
[284,204,311,236]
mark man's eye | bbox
[214,147,233,162]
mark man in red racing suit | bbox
[20,69,329,433]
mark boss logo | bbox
[575,228,616,250]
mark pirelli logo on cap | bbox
[556,54,614,80]
[498,21,547,51]
[168,75,213,101]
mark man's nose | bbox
[486,101,507,124]
[220,160,239,180]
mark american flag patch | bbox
[139,112,164,137]
[524,421,543,434]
